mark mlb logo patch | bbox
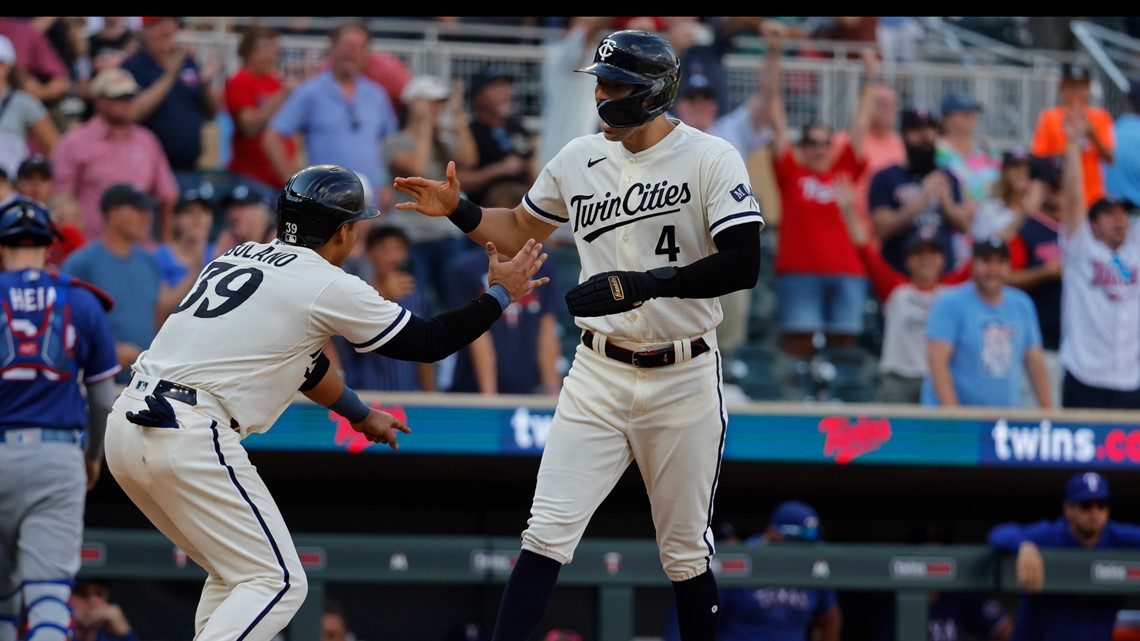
[730,184,751,202]
[135,380,148,391]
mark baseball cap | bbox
[1061,61,1092,83]
[90,68,140,99]
[17,154,52,180]
[769,500,821,542]
[401,75,449,104]
[972,236,1010,260]
[1088,195,1134,221]
[901,105,938,131]
[678,71,717,100]
[100,183,152,213]
[176,185,214,212]
[0,35,15,66]
[1029,154,1062,188]
[940,92,982,117]
[223,184,270,208]
[1001,148,1031,169]
[1065,471,1110,503]
[469,65,511,97]
[902,225,942,256]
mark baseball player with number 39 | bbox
[102,165,548,641]
[394,29,763,641]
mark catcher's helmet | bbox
[277,165,380,248]
[0,196,60,247]
[575,29,680,128]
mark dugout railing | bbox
[79,528,1140,641]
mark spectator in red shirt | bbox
[768,48,870,359]
[224,25,296,197]
[839,176,970,403]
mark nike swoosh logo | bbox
[588,156,606,168]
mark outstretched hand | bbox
[392,160,462,217]
[352,408,412,451]
[487,239,550,303]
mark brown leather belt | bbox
[582,331,710,368]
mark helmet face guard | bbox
[575,30,680,129]
[596,77,673,128]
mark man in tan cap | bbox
[51,68,179,241]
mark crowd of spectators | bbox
[0,16,1137,411]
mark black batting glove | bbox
[565,267,679,317]
[125,393,178,428]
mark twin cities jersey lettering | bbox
[523,120,764,344]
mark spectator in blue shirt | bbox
[662,500,842,641]
[988,471,1140,641]
[1103,79,1140,206]
[922,236,1053,407]
[263,20,399,212]
[60,184,189,383]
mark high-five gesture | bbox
[393,160,462,218]
[486,239,550,303]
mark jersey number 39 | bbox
[172,261,265,319]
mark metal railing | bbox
[176,18,1088,159]
[80,528,1140,641]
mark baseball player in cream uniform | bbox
[103,165,548,641]
[394,29,763,641]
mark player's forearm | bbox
[458,204,554,257]
[374,294,504,362]
[85,378,117,462]
[661,222,761,299]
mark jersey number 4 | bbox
[172,261,265,318]
[655,225,680,262]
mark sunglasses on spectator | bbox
[801,137,831,147]
[1077,500,1109,510]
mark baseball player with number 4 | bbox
[102,165,549,641]
[394,29,763,641]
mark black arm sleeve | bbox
[298,352,330,392]
[658,222,762,299]
[372,293,503,362]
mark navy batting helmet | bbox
[277,165,380,248]
[0,196,60,247]
[576,29,680,128]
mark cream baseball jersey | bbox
[135,240,409,436]
[523,120,764,343]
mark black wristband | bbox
[448,198,483,233]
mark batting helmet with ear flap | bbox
[575,29,680,128]
[0,196,61,247]
[276,165,380,248]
